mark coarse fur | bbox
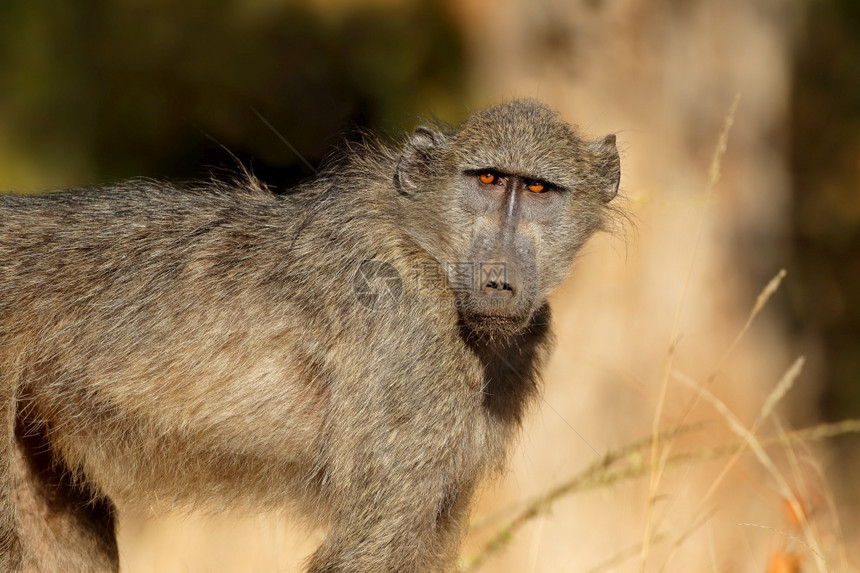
[0,99,621,572]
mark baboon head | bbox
[395,99,620,339]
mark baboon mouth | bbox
[459,307,532,339]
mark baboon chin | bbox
[457,297,534,340]
[0,98,621,572]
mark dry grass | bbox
[461,409,859,571]
[641,93,741,571]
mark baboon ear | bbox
[394,126,446,195]
[592,134,621,202]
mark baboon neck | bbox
[462,304,553,427]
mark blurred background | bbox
[1,0,857,571]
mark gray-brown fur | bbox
[0,99,620,572]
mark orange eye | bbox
[527,182,545,193]
[479,173,495,185]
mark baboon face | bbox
[395,100,620,338]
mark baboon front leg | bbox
[307,480,474,573]
[10,419,119,572]
[0,474,23,572]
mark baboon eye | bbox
[478,173,496,185]
[527,181,545,193]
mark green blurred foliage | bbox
[789,0,860,420]
[0,0,466,188]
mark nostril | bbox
[483,280,515,296]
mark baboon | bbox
[0,99,620,572]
